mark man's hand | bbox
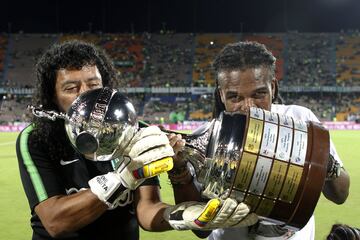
[168,133,186,156]
[164,198,258,230]
[120,126,175,189]
[89,126,174,209]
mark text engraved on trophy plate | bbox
[260,122,278,158]
[294,119,308,132]
[234,152,257,191]
[290,130,308,166]
[244,119,264,154]
[256,198,276,217]
[248,156,272,195]
[279,165,304,203]
[264,110,279,124]
[244,194,261,210]
[275,126,293,162]
[279,114,294,128]
[264,160,288,199]
[250,107,264,120]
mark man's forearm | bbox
[35,189,107,237]
[167,163,202,203]
[135,185,173,231]
[172,182,202,203]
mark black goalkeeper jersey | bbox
[16,124,159,240]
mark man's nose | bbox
[78,84,91,95]
[237,98,256,112]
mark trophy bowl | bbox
[187,107,330,229]
[65,87,138,161]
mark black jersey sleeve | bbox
[16,125,66,211]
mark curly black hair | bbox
[212,41,283,118]
[31,40,117,162]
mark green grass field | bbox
[0,130,359,239]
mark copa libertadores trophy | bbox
[182,107,330,229]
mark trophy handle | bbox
[161,120,215,179]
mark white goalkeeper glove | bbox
[89,126,174,209]
[164,198,258,230]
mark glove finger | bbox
[231,212,258,227]
[132,157,173,179]
[129,134,170,158]
[131,126,163,143]
[183,198,221,228]
[209,198,237,226]
[223,202,250,226]
[132,145,175,166]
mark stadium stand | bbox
[60,33,101,44]
[0,95,31,124]
[142,95,188,124]
[6,34,57,88]
[0,34,8,84]
[336,31,360,87]
[192,34,240,87]
[1,32,360,124]
[143,33,193,87]
[284,32,337,87]
[188,94,213,120]
[100,34,145,87]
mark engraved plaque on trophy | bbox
[185,107,330,229]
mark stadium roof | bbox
[1,0,360,33]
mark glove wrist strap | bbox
[89,172,127,209]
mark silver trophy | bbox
[181,108,330,229]
[29,87,138,161]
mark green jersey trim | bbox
[20,125,48,202]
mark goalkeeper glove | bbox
[89,126,174,209]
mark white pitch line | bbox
[0,141,16,146]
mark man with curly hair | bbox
[16,40,258,240]
[17,40,171,240]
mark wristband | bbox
[89,172,127,209]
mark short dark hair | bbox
[212,41,282,118]
[31,40,117,162]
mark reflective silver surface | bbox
[198,112,247,200]
[65,87,138,161]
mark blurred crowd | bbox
[1,32,360,124]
